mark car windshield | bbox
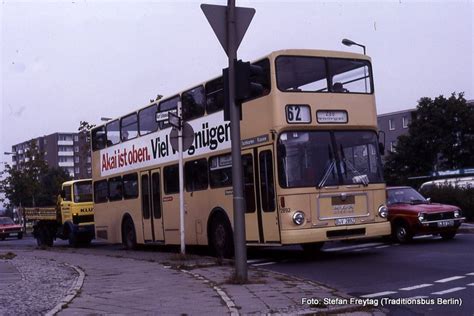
[387,188,427,205]
[0,217,14,225]
[277,130,384,188]
[74,181,93,203]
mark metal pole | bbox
[177,101,185,255]
[227,0,247,281]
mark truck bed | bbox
[23,207,57,221]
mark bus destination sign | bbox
[316,110,348,124]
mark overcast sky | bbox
[1,0,473,168]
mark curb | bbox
[180,269,240,315]
[45,263,85,316]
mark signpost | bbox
[168,102,194,255]
[201,0,255,282]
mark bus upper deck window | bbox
[139,104,158,136]
[276,56,327,92]
[205,77,224,114]
[182,85,205,121]
[158,96,179,130]
[106,120,120,146]
[91,126,106,151]
[121,113,138,141]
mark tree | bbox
[384,93,474,185]
[35,167,71,206]
[0,140,48,207]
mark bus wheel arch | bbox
[121,214,137,250]
[207,208,234,259]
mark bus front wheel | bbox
[210,214,234,259]
[122,218,137,250]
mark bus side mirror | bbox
[378,142,385,156]
[60,190,66,199]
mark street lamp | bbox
[100,117,112,122]
[4,152,14,155]
[342,38,366,55]
[342,38,368,92]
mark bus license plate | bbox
[438,220,454,227]
[335,218,356,226]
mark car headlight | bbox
[378,205,388,218]
[292,211,305,225]
[454,210,461,218]
[418,212,425,222]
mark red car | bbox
[0,217,24,240]
[386,187,465,243]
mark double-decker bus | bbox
[91,49,391,256]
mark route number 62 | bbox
[286,104,311,123]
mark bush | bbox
[420,186,474,222]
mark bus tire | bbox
[122,217,137,250]
[301,242,324,254]
[209,213,234,259]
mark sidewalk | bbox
[0,245,385,315]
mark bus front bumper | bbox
[280,221,391,245]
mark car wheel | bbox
[440,231,457,240]
[37,226,53,247]
[393,222,413,243]
[122,218,137,250]
[17,232,23,240]
[0,236,5,241]
[210,214,234,259]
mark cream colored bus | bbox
[91,49,391,256]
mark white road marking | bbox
[413,235,433,239]
[466,283,474,286]
[353,248,370,252]
[399,284,433,291]
[324,242,385,252]
[375,245,391,249]
[360,291,397,298]
[247,259,267,264]
[466,272,474,276]
[431,287,466,295]
[252,261,277,267]
[435,276,465,283]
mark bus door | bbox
[140,169,164,242]
[256,146,281,243]
[242,151,260,243]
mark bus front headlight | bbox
[292,211,305,225]
[378,205,388,218]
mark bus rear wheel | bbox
[122,218,137,250]
[301,242,325,254]
[210,214,234,259]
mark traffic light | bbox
[235,60,264,101]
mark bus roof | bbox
[63,179,92,186]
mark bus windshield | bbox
[74,181,93,203]
[276,56,372,93]
[277,130,383,188]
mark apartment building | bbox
[10,132,91,179]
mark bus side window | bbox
[108,176,123,201]
[259,150,275,212]
[123,173,138,199]
[139,103,158,136]
[91,126,106,151]
[164,164,179,195]
[182,85,205,121]
[185,159,208,192]
[94,180,108,203]
[106,120,120,146]
[242,154,256,213]
[209,154,232,188]
[121,113,138,141]
[158,96,179,130]
[205,77,224,114]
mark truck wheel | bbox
[68,233,79,248]
[440,231,457,240]
[122,218,137,250]
[210,214,234,259]
[37,226,53,247]
[17,232,23,240]
[393,222,413,243]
